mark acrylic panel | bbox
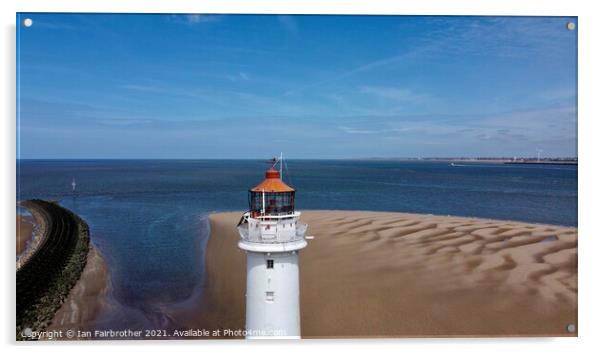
[16,13,578,340]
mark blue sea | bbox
[16,159,577,330]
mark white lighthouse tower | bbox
[237,157,308,339]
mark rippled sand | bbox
[201,211,577,338]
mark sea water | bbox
[16,159,577,330]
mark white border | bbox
[2,1,601,353]
[4,0,585,15]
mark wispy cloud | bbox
[337,126,380,134]
[538,88,576,102]
[283,17,574,97]
[169,14,222,25]
[98,118,154,126]
[121,82,319,118]
[226,72,250,82]
[282,50,423,96]
[413,16,575,59]
[332,104,576,145]
[122,84,162,92]
[122,83,224,101]
[360,86,430,102]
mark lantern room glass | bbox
[249,191,295,215]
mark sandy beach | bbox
[16,215,35,256]
[46,246,112,336]
[201,211,577,338]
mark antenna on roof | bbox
[279,152,283,176]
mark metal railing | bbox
[238,223,308,244]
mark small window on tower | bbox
[267,259,274,269]
[266,291,275,303]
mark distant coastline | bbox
[503,161,578,166]
[362,157,578,165]
[16,157,578,163]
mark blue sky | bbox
[17,14,577,159]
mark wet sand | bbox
[201,211,577,338]
[46,247,112,336]
[16,215,35,256]
[16,202,48,269]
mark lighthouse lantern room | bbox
[237,156,308,339]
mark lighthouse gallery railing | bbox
[238,223,307,243]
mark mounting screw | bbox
[22,327,32,337]
[566,22,576,31]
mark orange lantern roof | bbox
[250,168,295,193]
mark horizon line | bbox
[15,156,579,161]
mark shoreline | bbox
[16,202,49,269]
[162,215,245,339]
[45,246,112,337]
[202,210,577,338]
[16,214,35,256]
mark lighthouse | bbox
[237,157,308,339]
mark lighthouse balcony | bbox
[237,221,308,244]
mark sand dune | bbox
[202,211,577,338]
